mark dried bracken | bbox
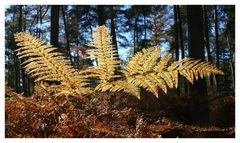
[14,26,223,99]
[83,26,224,98]
[14,32,92,97]
[5,85,234,138]
[7,25,230,138]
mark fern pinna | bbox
[14,32,92,97]
[14,26,223,99]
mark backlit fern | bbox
[86,26,120,82]
[14,32,92,97]
[85,26,223,98]
[14,26,224,99]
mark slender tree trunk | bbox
[214,6,220,89]
[24,8,31,95]
[174,5,180,96]
[177,5,187,95]
[134,16,139,54]
[50,5,59,47]
[18,5,28,95]
[226,35,235,89]
[110,5,119,61]
[177,6,184,59]
[86,7,93,36]
[133,28,136,54]
[36,6,40,37]
[187,5,209,124]
[38,6,42,38]
[61,6,73,65]
[174,6,179,61]
[12,6,19,92]
[203,6,215,89]
[97,5,106,26]
[143,7,147,47]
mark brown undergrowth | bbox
[5,85,234,138]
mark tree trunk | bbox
[12,6,20,92]
[143,6,147,47]
[19,5,28,95]
[97,5,106,26]
[133,28,136,54]
[226,35,235,89]
[86,7,93,36]
[203,6,213,84]
[177,5,187,95]
[50,5,59,47]
[23,6,31,96]
[134,16,139,54]
[174,6,179,61]
[13,53,20,92]
[174,5,180,96]
[61,6,73,65]
[177,6,184,59]
[110,6,119,61]
[187,5,209,124]
[214,6,220,88]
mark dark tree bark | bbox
[13,6,21,92]
[133,26,136,54]
[226,35,235,89]
[187,5,209,124]
[203,6,214,86]
[214,5,220,88]
[13,54,19,92]
[18,5,28,95]
[97,5,106,26]
[177,6,184,59]
[143,6,147,47]
[174,6,179,61]
[174,5,180,96]
[203,6,211,62]
[134,16,139,54]
[18,6,23,32]
[177,5,187,94]
[61,6,73,64]
[133,6,139,54]
[50,5,59,47]
[110,5,119,61]
[38,6,42,38]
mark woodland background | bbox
[5,5,235,137]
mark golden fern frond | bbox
[154,53,172,72]
[122,47,170,97]
[86,25,120,82]
[121,46,223,98]
[14,32,92,97]
[122,47,161,76]
[94,80,140,98]
[169,58,224,84]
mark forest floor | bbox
[5,85,235,138]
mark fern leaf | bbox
[86,26,120,82]
[14,32,92,97]
[123,47,161,76]
[175,58,224,83]
[121,46,223,97]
